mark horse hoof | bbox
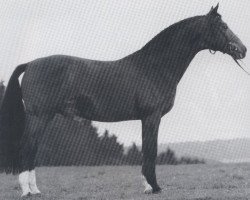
[31,192,42,197]
[144,187,153,194]
[143,183,153,194]
[152,186,162,194]
[21,192,31,199]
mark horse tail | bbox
[0,64,27,174]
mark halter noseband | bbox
[209,33,238,55]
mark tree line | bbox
[0,81,205,166]
[126,142,205,165]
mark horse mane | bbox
[140,15,205,53]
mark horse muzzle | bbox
[228,41,247,60]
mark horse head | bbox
[203,4,248,74]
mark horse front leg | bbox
[141,112,161,194]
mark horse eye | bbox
[215,15,221,19]
[222,24,228,30]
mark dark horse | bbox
[0,4,247,197]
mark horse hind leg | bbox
[19,113,52,197]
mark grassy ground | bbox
[0,163,250,200]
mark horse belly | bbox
[74,88,137,122]
[96,97,136,122]
[70,75,137,122]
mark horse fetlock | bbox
[142,175,153,194]
[142,173,161,194]
[152,184,162,193]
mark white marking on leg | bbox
[29,170,41,195]
[142,175,153,194]
[19,171,31,197]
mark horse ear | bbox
[214,3,219,12]
[208,3,219,16]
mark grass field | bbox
[1,163,250,200]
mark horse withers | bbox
[0,4,247,197]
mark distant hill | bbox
[157,138,250,163]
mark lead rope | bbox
[233,58,250,75]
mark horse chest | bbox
[161,87,176,116]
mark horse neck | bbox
[126,17,205,85]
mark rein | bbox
[233,58,250,75]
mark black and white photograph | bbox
[0,0,249,199]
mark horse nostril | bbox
[229,43,240,52]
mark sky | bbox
[0,0,249,146]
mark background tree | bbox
[125,143,142,165]
[157,148,178,165]
[178,156,205,165]
[95,130,124,165]
[36,116,125,166]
